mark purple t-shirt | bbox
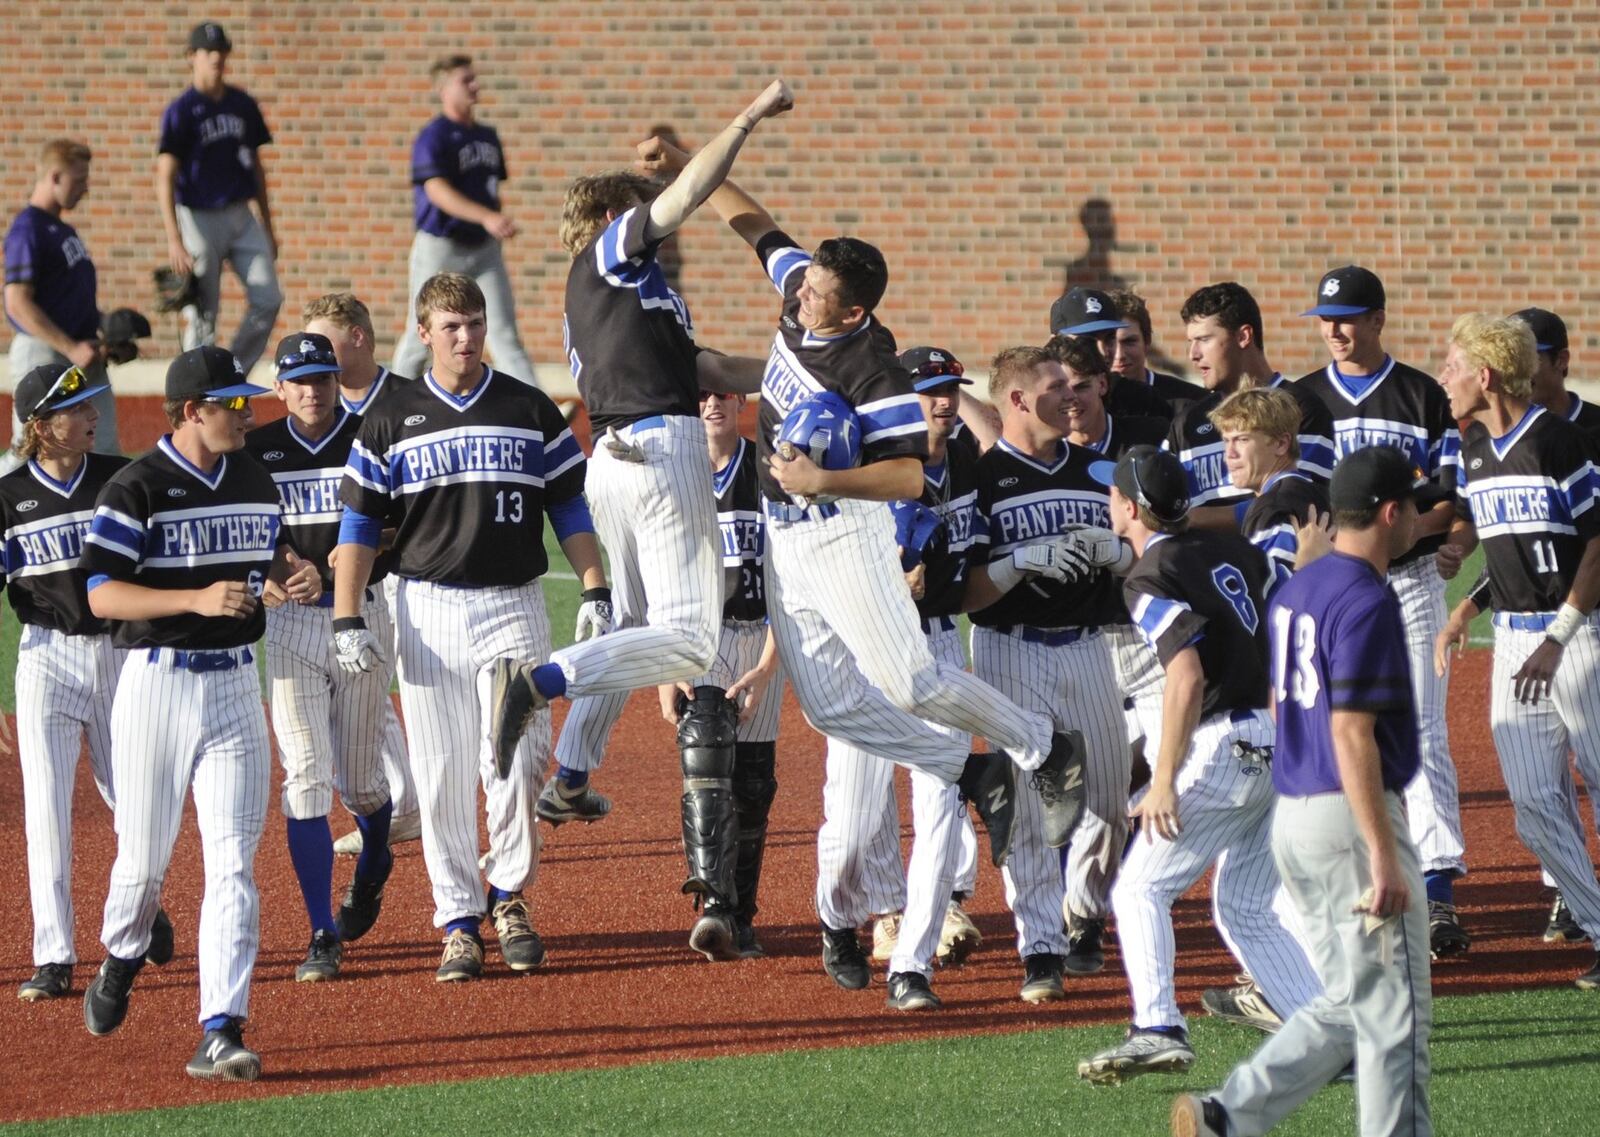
[158,86,272,210]
[4,205,98,341]
[1268,551,1420,797]
[411,116,506,244]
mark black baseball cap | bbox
[1050,287,1127,336]
[188,22,232,52]
[1301,265,1386,318]
[1329,446,1426,511]
[1089,444,1191,524]
[1512,307,1568,354]
[102,308,152,344]
[275,332,341,381]
[899,346,971,393]
[165,345,270,401]
[14,364,108,423]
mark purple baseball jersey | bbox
[1268,550,1420,796]
[411,116,506,243]
[4,205,98,340]
[158,86,272,210]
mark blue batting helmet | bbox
[777,391,862,472]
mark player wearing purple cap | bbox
[156,22,282,375]
[1172,444,1433,1137]
[390,56,536,389]
[6,140,119,463]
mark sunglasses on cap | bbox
[202,395,251,412]
[27,366,90,421]
[909,358,965,381]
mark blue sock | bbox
[531,663,567,700]
[202,1014,232,1033]
[1424,870,1455,905]
[1142,1024,1187,1040]
[353,800,394,882]
[487,885,516,907]
[285,816,337,935]
[446,916,481,938]
[556,764,587,790]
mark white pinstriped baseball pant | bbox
[553,415,723,772]
[392,578,552,927]
[16,626,120,966]
[1106,622,1166,748]
[379,575,417,821]
[1111,709,1321,1030]
[100,647,270,1024]
[695,619,785,743]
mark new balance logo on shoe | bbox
[987,785,1009,813]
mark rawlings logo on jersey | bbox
[167,488,187,498]
[998,477,1019,487]
[1196,423,1214,435]
[1470,457,1484,470]
[15,499,38,513]
[404,414,427,426]
[263,450,285,461]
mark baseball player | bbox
[1,364,177,1002]
[156,22,282,374]
[1078,445,1320,1087]
[247,333,401,982]
[1106,288,1206,414]
[1172,282,1335,515]
[1048,287,1174,421]
[487,83,791,843]
[814,345,988,1008]
[390,56,536,388]
[1173,445,1434,1137]
[334,272,597,982]
[1433,313,1600,990]
[79,344,313,1081]
[302,292,421,856]
[5,139,119,464]
[961,342,1136,999]
[1296,266,1469,959]
[655,387,784,961]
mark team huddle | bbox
[6,26,1600,1137]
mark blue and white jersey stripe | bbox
[141,503,280,570]
[84,506,147,563]
[763,243,810,293]
[856,393,927,445]
[387,425,569,495]
[3,508,95,579]
[1131,591,1192,653]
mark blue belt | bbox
[314,586,374,610]
[147,646,253,672]
[765,500,841,523]
[1208,706,1264,727]
[1495,611,1555,632]
[617,414,668,434]
[922,615,957,635]
[990,624,1093,647]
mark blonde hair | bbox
[987,345,1056,402]
[1208,387,1301,459]
[302,292,374,340]
[1450,313,1536,400]
[12,419,47,461]
[560,171,657,257]
[415,273,485,327]
[39,139,90,175]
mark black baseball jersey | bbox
[1297,356,1459,565]
[915,429,982,620]
[340,367,414,417]
[714,437,766,623]
[1077,414,1169,461]
[1105,374,1174,423]
[1456,406,1600,613]
[1559,391,1600,458]
[1167,376,1336,508]
[341,368,585,587]
[0,453,130,634]
[566,205,700,430]
[1143,369,1207,417]
[1124,529,1272,717]
[969,438,1120,629]
[754,230,928,506]
[81,438,281,650]
[1241,470,1329,602]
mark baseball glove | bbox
[891,499,947,572]
[101,307,152,365]
[152,265,199,314]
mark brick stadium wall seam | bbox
[3,1,1596,391]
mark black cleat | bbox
[295,929,344,982]
[1064,914,1106,976]
[185,1019,261,1082]
[886,971,942,1011]
[18,963,72,1002]
[145,907,175,966]
[335,850,393,943]
[1575,953,1600,991]
[488,657,547,778]
[822,927,871,990]
[958,753,1017,867]
[83,957,142,1036]
[1545,892,1589,943]
[1428,900,1469,959]
[1020,952,1066,1003]
[1033,731,1088,849]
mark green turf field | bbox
[3,987,1593,1136]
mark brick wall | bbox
[4,1,1597,385]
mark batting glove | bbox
[985,541,1077,593]
[1057,526,1135,574]
[574,587,615,642]
[601,426,646,464]
[332,617,382,674]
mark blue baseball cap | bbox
[1301,265,1386,318]
[274,332,342,381]
[14,364,108,422]
[165,345,270,401]
[1050,287,1127,336]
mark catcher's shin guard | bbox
[731,741,778,923]
[678,686,739,908]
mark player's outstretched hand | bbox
[284,551,323,606]
[574,588,614,642]
[745,79,794,123]
[1130,780,1182,842]
[1512,639,1564,705]
[635,135,691,178]
[1434,602,1475,677]
[193,580,257,618]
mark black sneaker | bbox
[185,1019,261,1082]
[335,850,393,943]
[18,963,72,1002]
[492,895,547,971]
[957,753,1017,867]
[1020,952,1066,1003]
[146,907,175,966]
[734,921,766,960]
[821,927,871,990]
[295,929,343,982]
[1545,892,1589,943]
[83,957,142,1036]
[1575,953,1600,991]
[886,971,942,1011]
[488,657,547,778]
[1064,915,1106,976]
[1032,731,1088,848]
[1428,901,1469,959]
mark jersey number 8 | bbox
[1210,563,1259,634]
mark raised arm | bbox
[637,135,780,252]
